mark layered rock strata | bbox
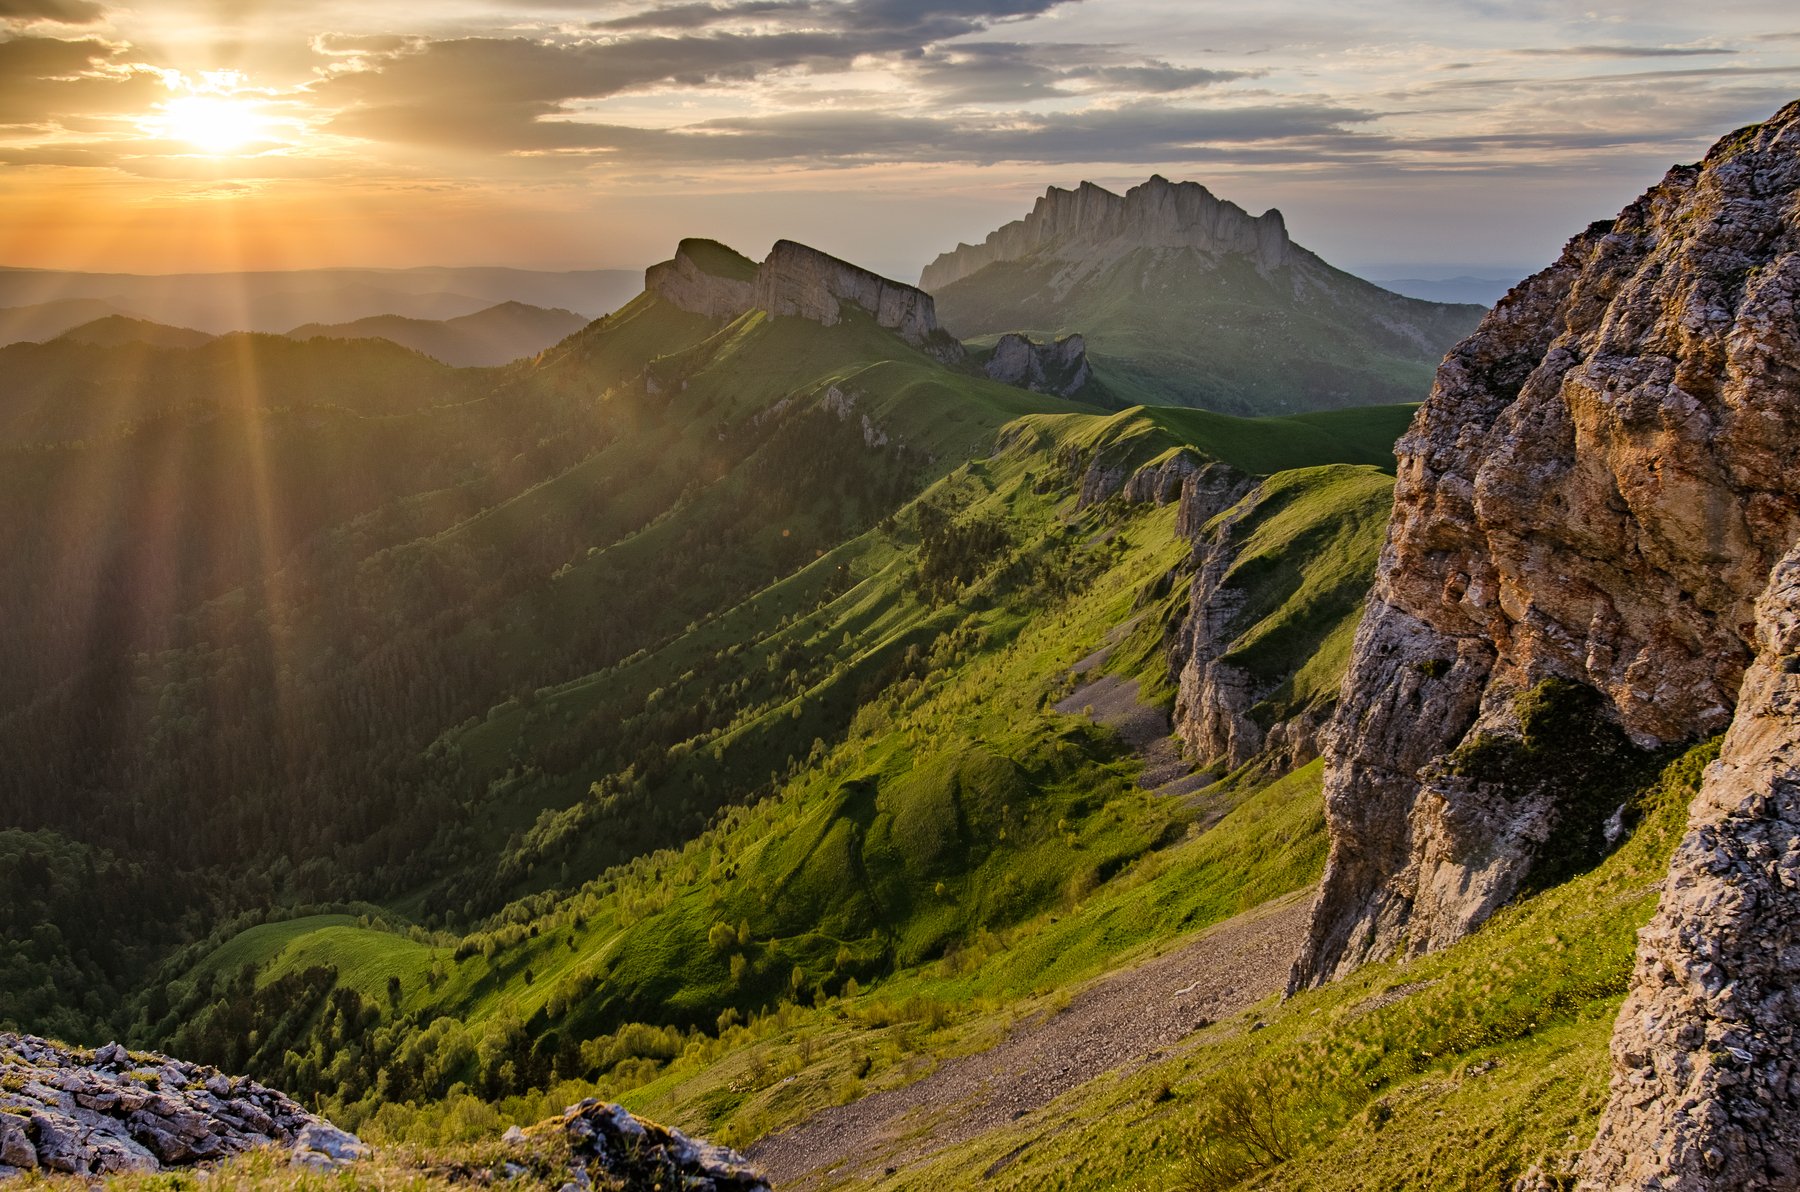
[1290,100,1800,989]
[1578,542,1800,1190]
[0,1033,365,1179]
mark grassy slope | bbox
[934,248,1482,416]
[154,392,1402,1142]
[875,738,1719,1192]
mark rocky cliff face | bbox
[0,1033,365,1178]
[1578,542,1800,1190]
[1171,466,1395,776]
[983,332,1091,396]
[921,176,1292,291]
[1290,100,1800,990]
[646,238,961,359]
[644,239,757,320]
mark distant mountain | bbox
[0,297,134,344]
[920,177,1486,414]
[287,300,591,366]
[1366,274,1520,305]
[55,314,215,350]
[0,266,642,336]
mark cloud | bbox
[0,35,164,125]
[1508,44,1737,58]
[594,0,1076,38]
[379,100,1380,167]
[311,33,419,56]
[904,42,1252,104]
[0,0,105,24]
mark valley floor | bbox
[751,891,1310,1188]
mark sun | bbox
[155,94,270,155]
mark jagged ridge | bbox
[921,176,1292,292]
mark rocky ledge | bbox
[0,1033,367,1178]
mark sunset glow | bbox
[153,93,270,155]
[0,2,1796,275]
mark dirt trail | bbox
[748,892,1312,1189]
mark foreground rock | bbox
[1578,543,1800,1190]
[507,1099,770,1192]
[0,1033,366,1178]
[1291,99,1800,990]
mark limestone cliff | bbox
[1290,100,1800,990]
[921,176,1292,292]
[1578,543,1800,1190]
[646,238,962,360]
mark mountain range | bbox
[921,177,1486,414]
[0,265,639,339]
[2,100,1799,1192]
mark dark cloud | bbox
[596,1,816,32]
[595,0,1075,39]
[333,97,1377,167]
[907,43,1252,104]
[0,0,105,24]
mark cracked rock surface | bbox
[0,1032,365,1179]
[1292,99,1800,990]
[1578,542,1800,1190]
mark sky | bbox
[0,0,1796,281]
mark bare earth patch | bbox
[748,892,1313,1189]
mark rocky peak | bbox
[1289,98,1800,991]
[920,176,1293,291]
[645,237,961,359]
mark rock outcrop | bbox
[646,238,963,359]
[0,1033,366,1178]
[1578,542,1800,1190]
[643,238,757,320]
[1290,100,1800,990]
[1171,466,1395,775]
[983,332,1091,396]
[506,1099,770,1192]
[921,176,1292,291]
